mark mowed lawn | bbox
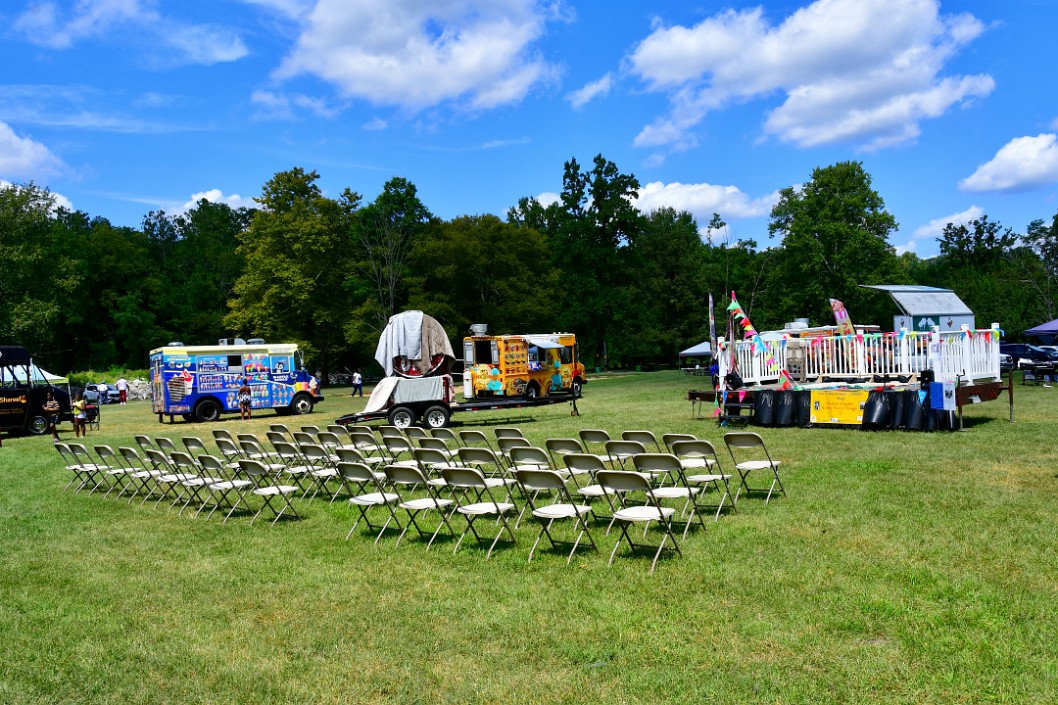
[2,372,1056,704]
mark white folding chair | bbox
[199,454,253,521]
[515,468,598,564]
[671,439,735,520]
[622,430,663,453]
[117,446,165,504]
[597,470,682,574]
[724,432,785,504]
[578,429,612,459]
[440,466,516,560]
[632,453,706,539]
[240,459,302,525]
[457,429,496,454]
[339,462,400,542]
[603,439,646,471]
[662,433,697,454]
[92,444,133,498]
[382,464,456,549]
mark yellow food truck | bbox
[462,331,585,400]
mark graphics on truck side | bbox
[462,332,584,400]
[149,341,322,423]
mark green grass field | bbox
[2,371,1056,704]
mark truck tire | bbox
[388,406,416,428]
[290,394,314,415]
[27,414,49,435]
[423,405,451,429]
[195,398,222,423]
[524,383,540,400]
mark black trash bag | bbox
[862,391,890,428]
[754,389,775,426]
[903,390,924,430]
[774,391,796,426]
[796,390,812,427]
[889,391,906,430]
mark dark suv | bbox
[999,343,1058,368]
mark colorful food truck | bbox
[462,331,585,399]
[0,345,72,435]
[150,340,322,423]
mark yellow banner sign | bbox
[809,389,868,425]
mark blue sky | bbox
[3,0,1057,258]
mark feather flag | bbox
[830,298,855,336]
[708,292,717,360]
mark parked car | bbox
[999,344,1058,368]
[83,383,121,404]
[999,353,1014,373]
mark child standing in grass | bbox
[72,392,87,437]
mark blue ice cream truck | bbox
[150,340,322,423]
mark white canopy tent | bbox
[0,363,68,385]
[679,341,712,358]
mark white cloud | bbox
[251,89,340,120]
[14,0,247,66]
[635,180,779,221]
[181,189,257,212]
[913,205,984,238]
[567,73,613,109]
[274,0,560,110]
[0,121,65,179]
[535,191,560,207]
[959,134,1058,192]
[628,0,992,153]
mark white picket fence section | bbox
[719,324,1002,386]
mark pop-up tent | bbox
[679,341,712,358]
[1025,317,1058,343]
[0,363,68,385]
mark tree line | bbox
[2,158,1055,377]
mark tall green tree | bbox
[406,214,559,338]
[622,207,708,360]
[514,154,643,366]
[353,176,431,329]
[226,168,358,373]
[935,216,1041,336]
[766,161,903,329]
[0,183,78,367]
[1020,212,1058,322]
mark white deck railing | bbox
[719,324,1002,386]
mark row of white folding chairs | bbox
[57,442,301,525]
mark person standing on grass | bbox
[72,392,87,437]
[238,378,253,420]
[43,391,61,443]
[352,368,363,397]
[115,376,128,404]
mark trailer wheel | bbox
[27,414,49,435]
[423,405,451,429]
[388,406,416,428]
[290,393,314,415]
[572,377,583,396]
[195,398,222,423]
